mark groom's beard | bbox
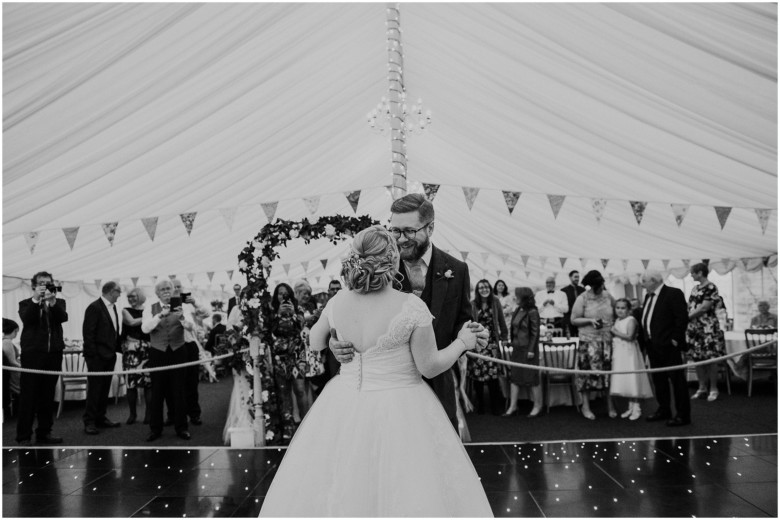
[399,236,430,262]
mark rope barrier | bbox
[465,339,777,376]
[2,348,252,377]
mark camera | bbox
[282,295,291,304]
[180,292,191,301]
[169,296,182,309]
[45,282,62,293]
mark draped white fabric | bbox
[3,3,776,290]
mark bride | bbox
[259,225,493,517]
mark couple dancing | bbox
[260,194,493,517]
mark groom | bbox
[331,193,484,429]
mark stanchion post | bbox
[249,335,266,447]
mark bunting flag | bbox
[502,191,521,215]
[186,273,195,284]
[303,196,320,215]
[548,195,566,219]
[591,199,607,223]
[662,259,670,270]
[539,256,547,269]
[525,270,531,279]
[345,191,361,213]
[261,202,278,223]
[384,185,393,196]
[315,276,321,284]
[422,183,440,201]
[460,251,469,262]
[600,258,609,269]
[682,259,690,269]
[480,252,490,264]
[102,222,119,246]
[95,280,102,290]
[642,259,650,269]
[227,270,234,280]
[283,264,290,275]
[220,283,225,292]
[141,217,158,241]
[559,257,566,268]
[131,277,139,287]
[320,259,328,270]
[629,201,648,225]
[63,227,79,250]
[714,206,732,230]
[621,259,628,271]
[499,254,509,265]
[168,274,177,281]
[462,187,480,210]
[207,272,214,282]
[180,212,197,236]
[301,261,309,273]
[740,258,751,270]
[755,209,771,234]
[580,258,587,268]
[151,276,158,285]
[496,270,501,279]
[220,208,237,231]
[521,255,529,267]
[671,204,689,227]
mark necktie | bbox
[642,293,655,338]
[547,291,554,294]
[408,262,425,296]
[112,304,120,340]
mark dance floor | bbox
[3,434,776,517]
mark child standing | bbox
[609,299,653,420]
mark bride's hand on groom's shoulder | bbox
[457,322,479,351]
[329,328,355,363]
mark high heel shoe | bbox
[582,410,595,420]
[620,408,633,419]
[691,389,708,400]
[502,409,519,417]
[629,405,642,421]
[608,410,617,419]
[707,391,719,402]
[527,409,542,418]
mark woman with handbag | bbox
[468,279,508,415]
[504,287,543,417]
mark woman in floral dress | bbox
[468,279,508,415]
[570,270,616,420]
[121,288,151,425]
[686,262,727,402]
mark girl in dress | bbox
[609,298,653,420]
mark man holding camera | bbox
[16,271,68,445]
[172,279,210,426]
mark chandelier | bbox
[367,92,432,134]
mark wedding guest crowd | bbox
[504,287,542,417]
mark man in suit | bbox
[227,284,242,316]
[82,281,123,434]
[330,193,487,430]
[534,276,568,329]
[561,270,585,336]
[639,270,690,427]
[16,271,68,446]
[205,314,226,354]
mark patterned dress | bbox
[685,282,726,361]
[271,307,307,440]
[122,307,151,389]
[571,290,615,392]
[467,304,501,382]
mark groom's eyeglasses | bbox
[387,222,433,240]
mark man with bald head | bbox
[534,276,568,329]
[639,270,690,427]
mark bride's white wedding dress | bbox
[259,294,493,517]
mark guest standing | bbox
[561,270,585,336]
[172,279,210,426]
[535,276,569,329]
[493,280,515,339]
[3,318,21,419]
[468,279,508,415]
[122,288,152,425]
[227,284,242,316]
[205,313,226,354]
[570,270,616,420]
[686,263,727,402]
[750,301,778,329]
[609,298,653,420]
[504,287,542,417]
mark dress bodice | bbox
[326,294,433,391]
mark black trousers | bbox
[148,346,188,434]
[472,378,504,415]
[83,355,117,426]
[184,342,201,419]
[648,347,691,421]
[16,350,62,441]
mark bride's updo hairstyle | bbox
[341,225,400,294]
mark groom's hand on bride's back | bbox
[329,328,355,364]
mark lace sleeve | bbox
[407,294,434,328]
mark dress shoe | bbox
[527,410,542,418]
[645,411,670,422]
[126,414,137,425]
[190,416,202,426]
[36,435,63,444]
[146,432,162,442]
[97,419,120,428]
[707,391,719,402]
[177,431,191,440]
[84,425,99,435]
[666,417,691,427]
[582,410,595,420]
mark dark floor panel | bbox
[4,466,109,495]
[727,481,778,517]
[161,468,271,498]
[594,457,715,489]
[529,486,639,517]
[465,444,513,465]
[3,494,62,517]
[474,464,531,493]
[233,495,265,517]
[485,491,544,517]
[15,493,154,518]
[3,447,81,469]
[631,484,772,517]
[132,495,245,518]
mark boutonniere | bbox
[436,269,454,281]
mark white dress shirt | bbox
[534,289,569,319]
[101,296,122,336]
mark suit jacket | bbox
[18,297,68,354]
[638,285,688,356]
[205,323,227,352]
[82,298,121,362]
[561,284,585,327]
[227,297,238,316]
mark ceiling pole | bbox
[387,3,407,200]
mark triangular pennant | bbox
[227,270,234,280]
[496,270,502,279]
[621,259,628,271]
[320,259,328,270]
[682,259,690,269]
[180,212,197,236]
[559,257,567,268]
[187,273,195,283]
[548,195,566,219]
[662,259,670,270]
[462,187,480,210]
[539,256,547,269]
[422,183,440,201]
[23,232,39,254]
[301,261,309,273]
[283,264,290,275]
[315,276,321,284]
[303,196,320,215]
[460,251,469,262]
[714,207,732,230]
[525,270,531,279]
[151,276,158,285]
[62,227,79,250]
[499,254,509,265]
[591,199,607,223]
[141,217,158,241]
[600,258,609,268]
[502,191,521,215]
[168,274,177,281]
[220,207,237,231]
[261,202,278,223]
[95,280,102,290]
[641,259,650,269]
[671,204,689,227]
[629,201,648,225]
[102,222,119,246]
[344,191,361,213]
[521,255,529,267]
[480,252,490,264]
[755,209,771,235]
[207,272,214,282]
[740,258,750,270]
[131,277,139,287]
[220,283,225,292]
[580,258,587,268]
[385,185,393,196]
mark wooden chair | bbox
[744,328,778,397]
[541,340,579,413]
[548,328,564,338]
[58,350,88,418]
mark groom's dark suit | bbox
[82,297,122,427]
[638,284,690,422]
[398,245,472,429]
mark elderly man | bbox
[750,301,778,329]
[535,276,569,329]
[141,280,195,441]
[639,270,690,427]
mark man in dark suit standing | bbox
[639,270,691,427]
[82,281,123,434]
[16,271,68,446]
[561,270,585,336]
[227,284,242,316]
[330,194,487,430]
[205,314,226,354]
